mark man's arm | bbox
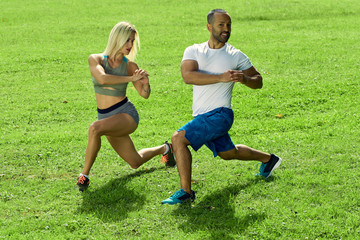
[232,66,263,89]
[181,60,234,85]
[181,60,262,89]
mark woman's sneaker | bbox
[161,189,196,205]
[161,141,176,167]
[76,175,90,191]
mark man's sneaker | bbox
[256,154,282,178]
[76,175,90,192]
[161,141,176,167]
[162,189,196,205]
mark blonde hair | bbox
[103,22,140,61]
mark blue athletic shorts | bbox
[178,107,235,157]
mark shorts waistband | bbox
[97,97,128,114]
[196,107,232,117]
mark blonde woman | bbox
[76,22,175,191]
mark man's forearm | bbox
[243,74,263,89]
[182,71,223,85]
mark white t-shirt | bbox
[182,42,252,116]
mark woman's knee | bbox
[126,155,144,169]
[122,150,143,169]
[129,161,141,169]
[88,121,104,137]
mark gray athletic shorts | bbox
[97,97,139,125]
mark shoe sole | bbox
[162,198,194,205]
[265,157,282,178]
[75,184,89,192]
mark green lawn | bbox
[1,0,359,239]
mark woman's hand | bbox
[132,69,149,82]
[128,63,151,99]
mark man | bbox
[162,9,281,205]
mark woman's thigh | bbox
[95,113,138,137]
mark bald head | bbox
[207,9,228,24]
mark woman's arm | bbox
[88,54,143,85]
[127,61,151,99]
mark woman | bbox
[76,22,175,191]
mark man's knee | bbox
[172,131,191,149]
[172,131,184,144]
[218,148,237,160]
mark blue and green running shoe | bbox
[256,154,282,178]
[161,189,195,205]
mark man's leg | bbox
[161,130,196,205]
[171,130,192,194]
[218,144,281,178]
[218,144,271,163]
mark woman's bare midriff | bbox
[95,93,127,109]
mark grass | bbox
[1,0,360,239]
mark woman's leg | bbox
[81,112,167,175]
[81,113,138,175]
[106,135,166,169]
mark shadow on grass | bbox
[76,167,158,222]
[172,178,267,240]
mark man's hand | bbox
[221,70,247,84]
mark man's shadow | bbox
[172,178,268,240]
[76,168,157,222]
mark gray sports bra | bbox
[92,56,128,96]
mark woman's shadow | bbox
[76,168,157,222]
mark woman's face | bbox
[120,31,136,56]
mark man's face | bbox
[209,13,232,43]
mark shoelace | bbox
[255,162,266,176]
[172,190,187,198]
[77,176,87,184]
[161,154,169,164]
